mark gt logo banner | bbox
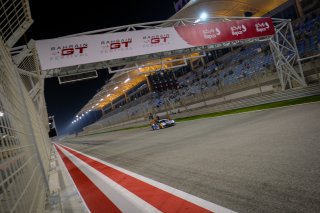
[35,18,274,70]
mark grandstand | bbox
[77,11,320,134]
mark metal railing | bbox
[298,53,320,62]
[0,36,50,213]
[0,0,33,47]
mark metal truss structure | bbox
[9,17,307,118]
[269,19,307,89]
[11,17,307,91]
[10,40,48,123]
[40,17,270,78]
[74,17,307,115]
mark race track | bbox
[60,102,320,213]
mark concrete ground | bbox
[47,146,88,213]
[61,102,320,213]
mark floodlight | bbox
[200,12,208,20]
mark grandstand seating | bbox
[148,42,273,108]
[96,14,320,123]
[148,15,320,109]
[295,14,320,56]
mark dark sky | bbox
[26,0,176,135]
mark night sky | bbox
[26,0,176,135]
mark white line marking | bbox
[53,145,91,213]
[58,143,236,213]
[57,144,161,213]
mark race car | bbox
[151,119,176,130]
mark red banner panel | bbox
[174,18,275,46]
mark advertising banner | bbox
[35,18,275,70]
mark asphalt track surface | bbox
[61,102,320,213]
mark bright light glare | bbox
[114,86,119,90]
[100,98,104,101]
[0,111,4,117]
[107,94,111,97]
[124,78,130,83]
[76,115,79,118]
[95,103,99,106]
[200,12,208,20]
[81,114,84,116]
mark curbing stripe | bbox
[55,144,121,212]
[57,143,236,213]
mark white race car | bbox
[151,119,175,130]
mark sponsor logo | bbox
[100,38,132,53]
[50,43,88,61]
[255,22,270,32]
[203,28,221,39]
[143,34,170,47]
[230,24,247,36]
